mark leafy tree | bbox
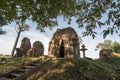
[95,40,112,51]
[11,23,29,56]
[75,0,120,38]
[0,0,76,31]
[0,15,7,34]
[1,0,30,56]
[111,41,120,53]
[0,54,3,56]
[0,15,7,27]
[1,0,120,38]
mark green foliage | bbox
[111,41,120,53]
[0,0,76,31]
[0,54,10,58]
[96,40,120,53]
[1,0,120,37]
[11,23,30,56]
[95,56,120,76]
[1,57,120,80]
[0,54,3,56]
[0,15,7,27]
[0,57,39,73]
[17,23,29,32]
[95,40,112,50]
[31,58,119,80]
[76,0,120,38]
[0,15,7,35]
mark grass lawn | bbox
[0,57,39,74]
[0,55,120,80]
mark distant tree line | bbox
[111,41,120,53]
[95,40,120,53]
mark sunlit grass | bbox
[0,57,39,74]
[0,56,120,80]
[0,55,10,58]
[37,58,120,80]
[113,52,120,57]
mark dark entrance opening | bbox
[59,40,64,57]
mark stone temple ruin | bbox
[48,27,80,58]
[20,37,31,56]
[27,41,44,57]
[15,37,44,57]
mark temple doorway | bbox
[59,40,64,57]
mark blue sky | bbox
[0,17,120,59]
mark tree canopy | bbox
[11,23,30,56]
[0,15,7,34]
[95,40,120,53]
[111,41,120,53]
[95,39,112,50]
[0,0,120,38]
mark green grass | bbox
[0,56,120,80]
[94,56,120,77]
[0,57,39,74]
[0,55,10,58]
[28,58,120,80]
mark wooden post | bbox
[80,44,88,58]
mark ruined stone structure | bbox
[15,48,23,57]
[99,49,113,58]
[26,41,44,57]
[48,27,80,58]
[15,37,31,57]
[20,37,31,56]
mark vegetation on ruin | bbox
[29,57,120,80]
[0,57,39,74]
[0,56,120,80]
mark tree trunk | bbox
[11,30,21,56]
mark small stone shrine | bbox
[99,49,112,59]
[26,41,44,57]
[20,37,31,56]
[48,27,80,58]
